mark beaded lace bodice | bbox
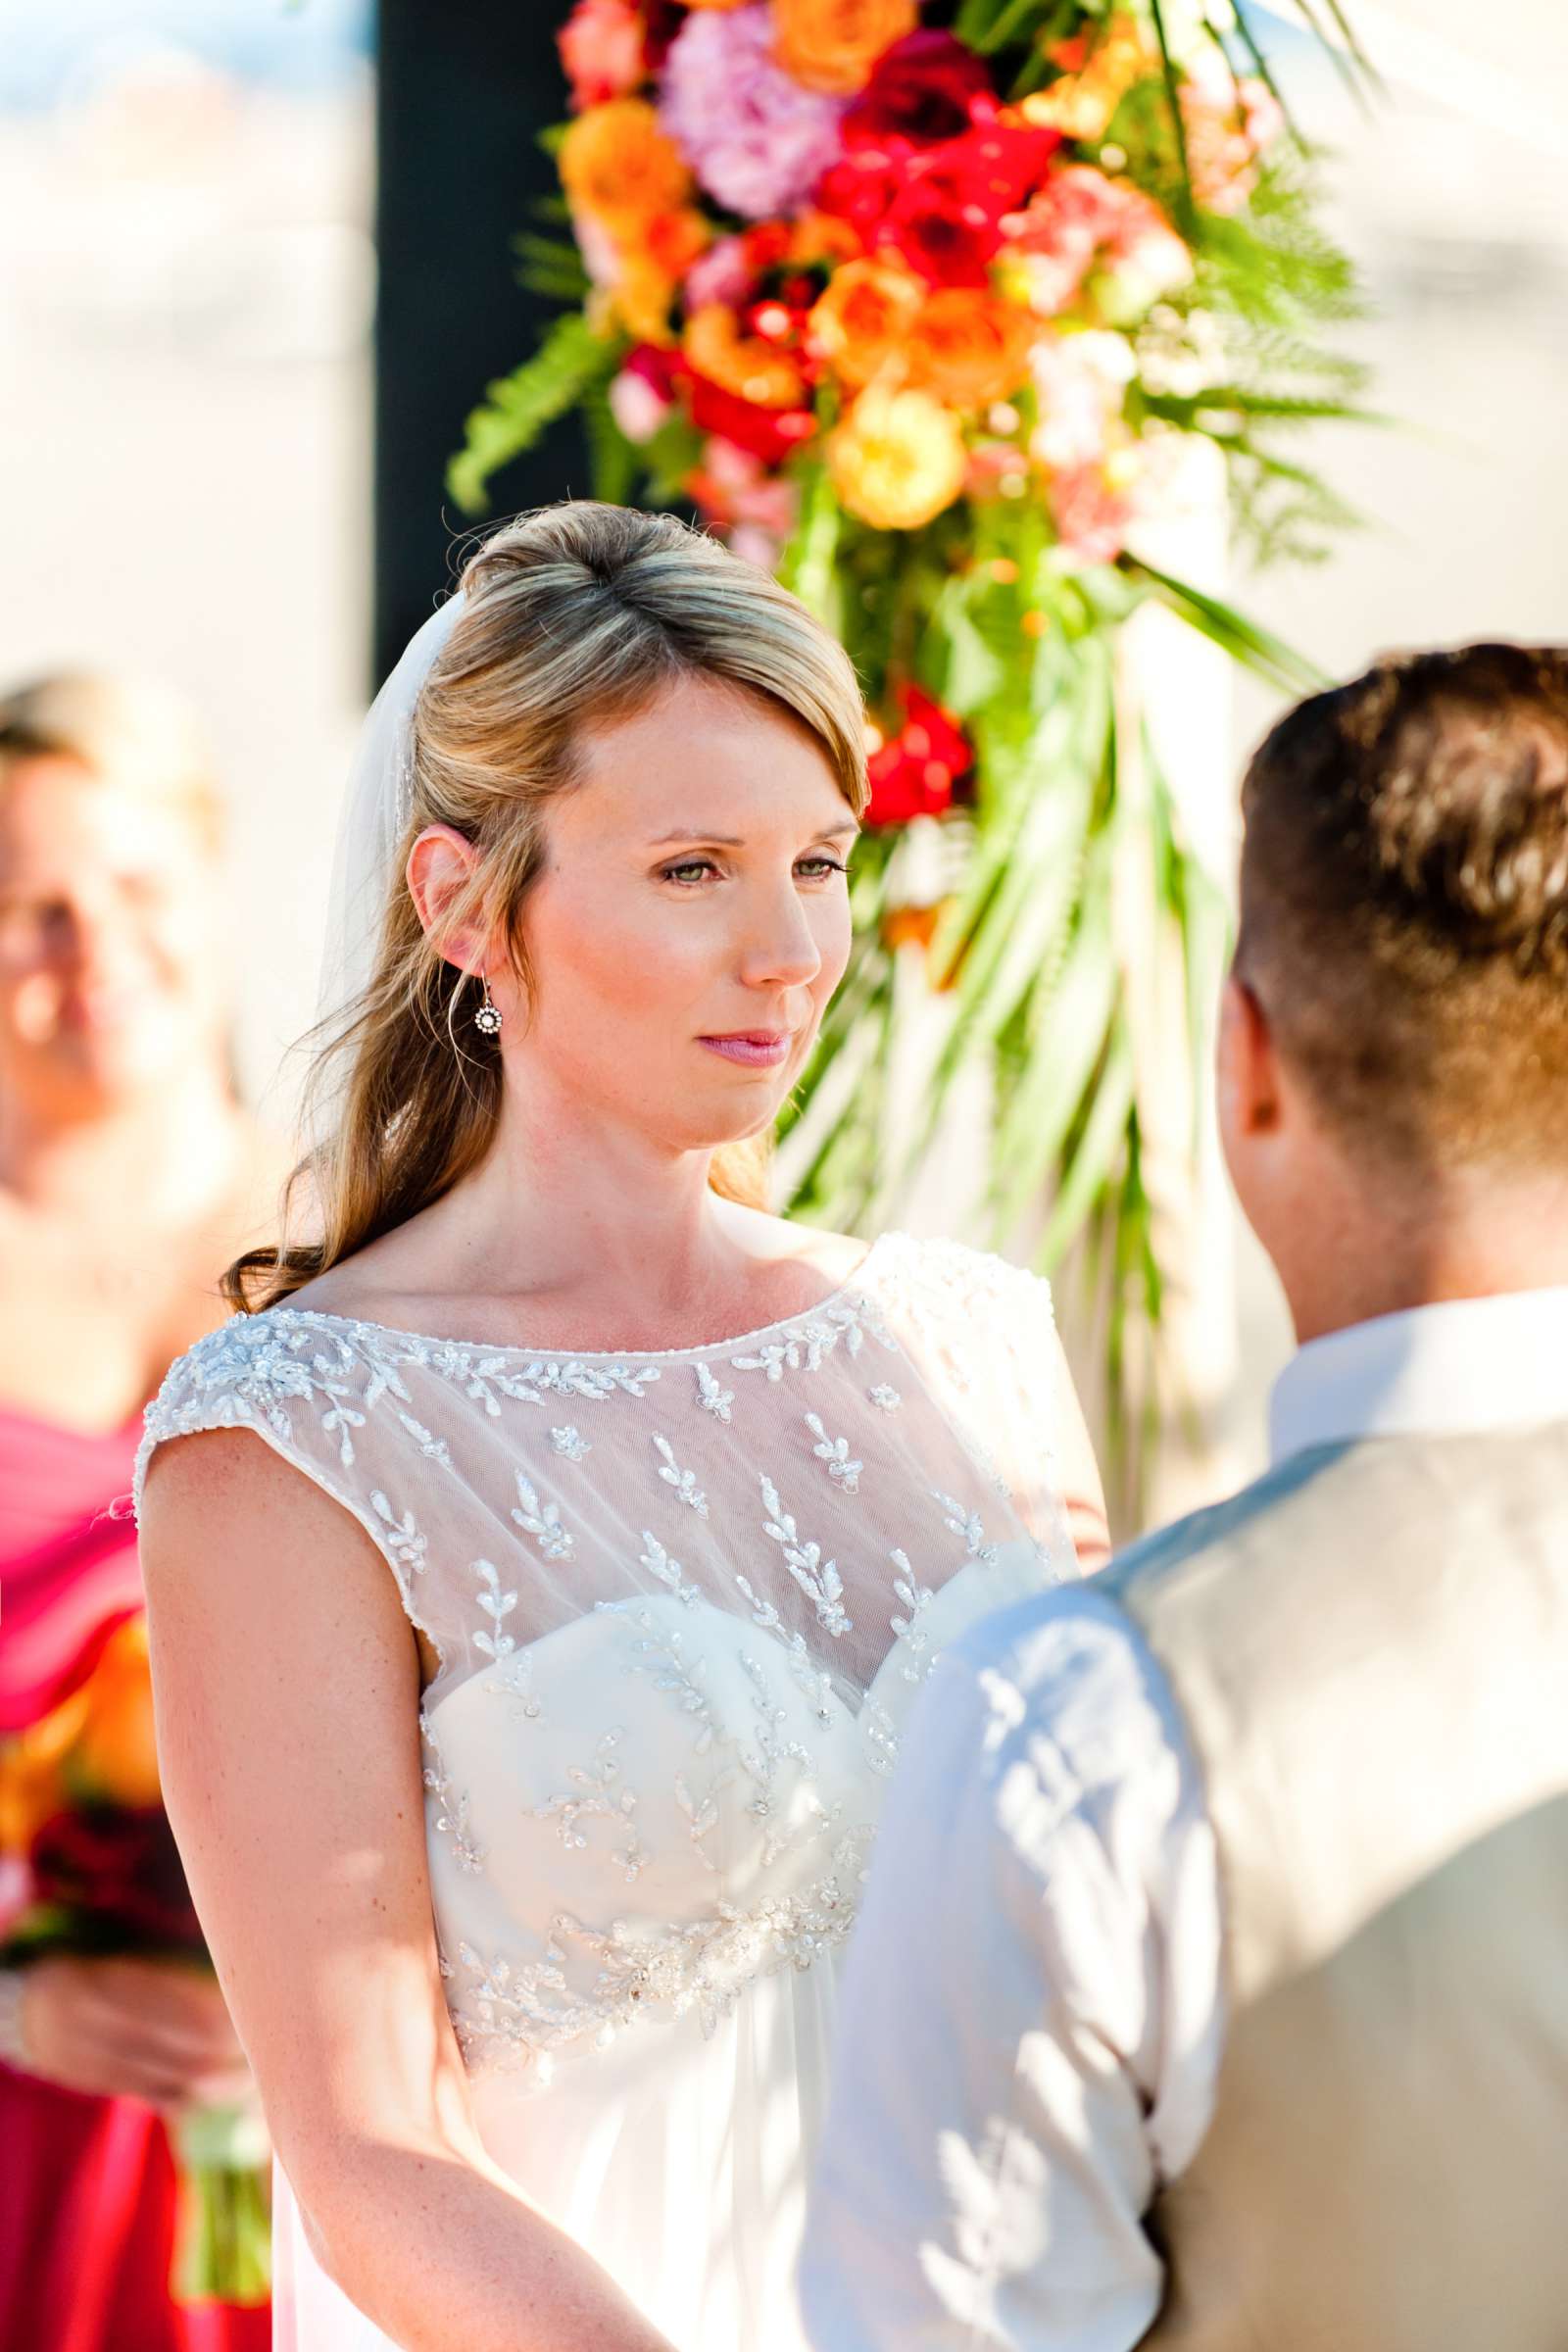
[134,1233,1068,2088]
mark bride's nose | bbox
[734,878,823,992]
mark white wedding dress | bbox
[133,1231,1075,2350]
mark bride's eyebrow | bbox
[646,821,860,847]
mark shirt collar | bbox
[1268,1288,1568,1466]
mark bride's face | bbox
[505,674,858,1152]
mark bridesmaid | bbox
[0,674,285,2351]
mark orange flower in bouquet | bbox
[808,258,925,389]
[908,287,1035,409]
[773,0,919,96]
[561,98,691,231]
[684,302,808,408]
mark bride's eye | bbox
[660,858,719,886]
[797,856,849,880]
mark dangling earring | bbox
[473,974,503,1038]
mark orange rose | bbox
[0,1693,84,1852]
[908,289,1035,410]
[828,384,968,529]
[70,1618,163,1810]
[808,259,926,391]
[561,99,692,231]
[684,303,808,409]
[773,0,919,97]
[787,210,865,270]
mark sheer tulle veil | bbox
[302,596,465,1166]
[316,595,465,1049]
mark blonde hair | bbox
[226,503,868,1314]
[0,671,224,855]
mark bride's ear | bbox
[407,824,493,973]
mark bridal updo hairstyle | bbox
[1236,642,1568,1174]
[225,503,868,1313]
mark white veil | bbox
[294,591,469,1192]
[315,593,466,1051]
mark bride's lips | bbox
[698,1030,794,1068]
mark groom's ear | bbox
[1217,968,1282,1147]
[407,823,487,970]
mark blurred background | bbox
[2,0,1564,1501]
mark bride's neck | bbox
[426,1085,749,1321]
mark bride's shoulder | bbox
[869,1231,1054,1322]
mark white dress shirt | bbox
[797,1289,1568,2352]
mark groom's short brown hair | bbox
[1237,643,1568,1171]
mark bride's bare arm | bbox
[138,1428,675,2352]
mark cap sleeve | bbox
[133,1312,436,1642]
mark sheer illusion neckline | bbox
[262,1229,900,1366]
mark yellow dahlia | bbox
[828,385,968,530]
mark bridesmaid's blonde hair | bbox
[0,671,223,854]
[225,503,867,1314]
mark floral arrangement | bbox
[0,1616,270,2307]
[452,0,1369,1492]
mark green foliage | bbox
[448,316,625,516]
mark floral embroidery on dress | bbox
[805,1412,862,1494]
[695,1361,735,1422]
[551,1425,590,1460]
[512,1472,574,1561]
[867,1384,902,1412]
[759,1475,853,1637]
[653,1434,709,1516]
[421,1716,485,1875]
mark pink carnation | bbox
[1049,459,1143,565]
[682,233,756,313]
[1009,165,1190,318]
[558,0,647,111]
[659,5,848,221]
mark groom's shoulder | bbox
[1100,1444,1349,1612]
[949,1447,1349,1700]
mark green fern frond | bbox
[447,316,625,517]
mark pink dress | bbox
[0,1402,270,2352]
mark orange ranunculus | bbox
[808,258,926,391]
[828,384,967,529]
[1022,14,1152,141]
[787,210,865,270]
[561,99,692,231]
[683,303,808,408]
[70,1618,163,1810]
[907,288,1036,410]
[0,1689,86,1853]
[772,0,919,97]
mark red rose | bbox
[865,688,974,827]
[881,122,1063,287]
[843,31,997,154]
[29,1804,203,1950]
[683,371,815,466]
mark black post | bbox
[372,1,589,688]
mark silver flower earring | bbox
[473,974,503,1038]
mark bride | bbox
[133,502,1108,2351]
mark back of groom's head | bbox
[1236,643,1568,1178]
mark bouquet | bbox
[452,0,1371,1491]
[0,1615,270,2308]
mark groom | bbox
[798,643,1568,2349]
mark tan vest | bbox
[1107,1425,1568,2350]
